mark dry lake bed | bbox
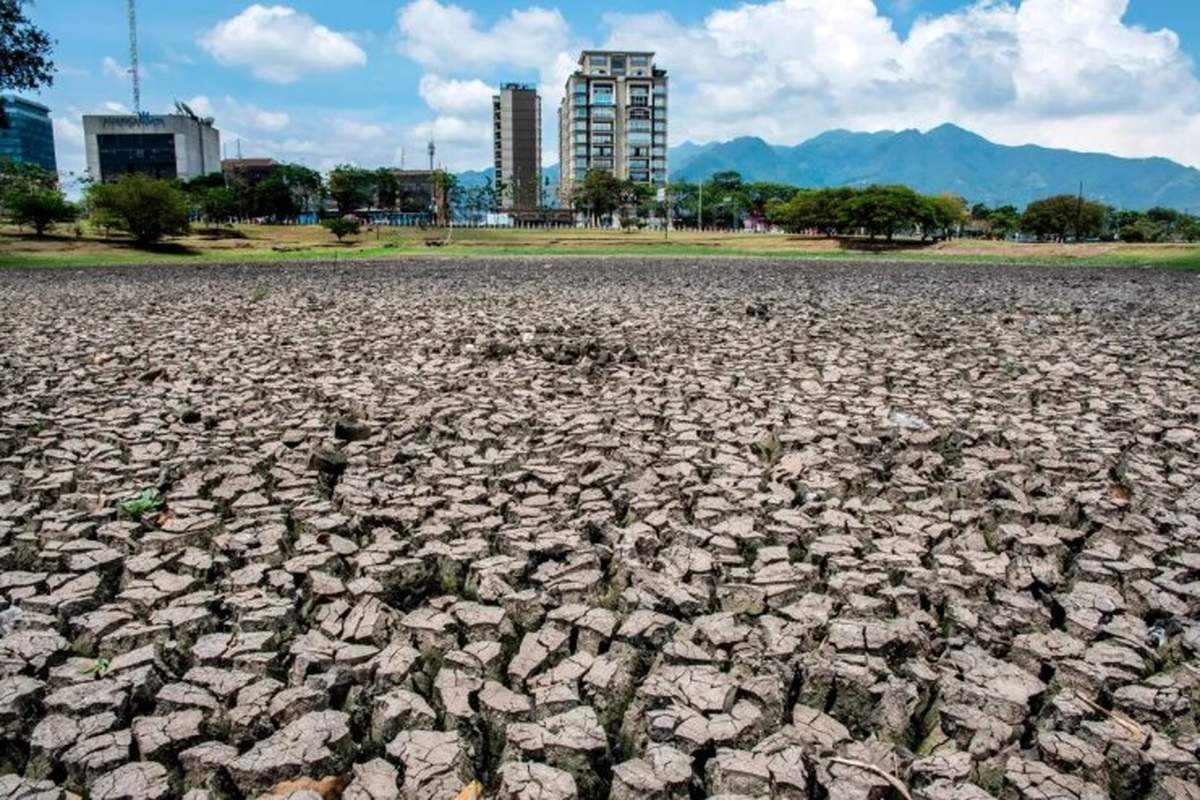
[0,258,1197,800]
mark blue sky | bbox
[25,0,1200,178]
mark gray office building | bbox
[83,114,221,182]
[0,95,57,172]
[558,51,668,206]
[493,84,541,211]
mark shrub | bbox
[86,174,191,244]
[4,184,77,235]
[323,216,362,242]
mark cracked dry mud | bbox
[0,257,1197,800]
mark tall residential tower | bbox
[558,51,668,207]
[493,84,542,211]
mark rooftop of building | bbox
[498,83,537,93]
[222,158,278,169]
[579,50,656,59]
[82,112,219,128]
[1,94,51,113]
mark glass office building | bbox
[0,95,57,172]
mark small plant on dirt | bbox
[119,489,163,520]
[323,217,362,242]
[250,285,270,303]
[752,430,783,467]
[83,657,111,678]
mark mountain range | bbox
[670,124,1200,211]
[457,124,1200,211]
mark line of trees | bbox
[646,171,1200,242]
[180,164,324,224]
[7,157,1200,245]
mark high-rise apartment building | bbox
[493,84,541,211]
[0,95,57,172]
[558,51,668,207]
[83,113,220,182]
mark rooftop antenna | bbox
[428,139,436,172]
[237,138,243,160]
[128,0,141,115]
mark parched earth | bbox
[0,258,1197,800]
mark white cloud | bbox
[590,0,1200,166]
[418,75,495,115]
[185,95,291,132]
[334,120,387,142]
[200,4,367,83]
[406,116,493,171]
[397,0,569,73]
[101,56,146,82]
[396,2,580,171]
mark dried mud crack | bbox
[0,257,1197,800]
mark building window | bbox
[630,55,650,67]
[592,121,613,132]
[97,133,177,180]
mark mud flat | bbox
[0,258,1197,799]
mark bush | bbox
[86,174,191,244]
[323,217,362,241]
[4,184,77,235]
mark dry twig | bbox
[828,757,915,800]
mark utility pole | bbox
[698,181,704,231]
[128,0,142,115]
[1075,180,1084,242]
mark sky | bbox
[22,0,1200,180]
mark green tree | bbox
[1020,194,1107,241]
[375,169,400,209]
[0,156,54,196]
[765,187,857,236]
[4,183,75,234]
[742,181,798,219]
[328,165,375,213]
[323,217,361,241]
[572,170,634,222]
[923,193,969,239]
[841,185,925,239]
[0,1,55,128]
[86,174,191,244]
[253,172,299,220]
[200,186,239,224]
[987,205,1021,239]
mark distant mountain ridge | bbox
[669,124,1200,211]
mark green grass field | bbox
[3,223,1199,270]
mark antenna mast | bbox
[128,0,142,115]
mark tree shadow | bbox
[120,241,203,256]
[836,237,938,253]
[194,227,249,240]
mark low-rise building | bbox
[222,157,279,186]
[83,113,220,182]
[0,95,57,172]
